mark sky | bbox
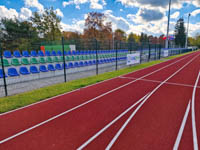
[0,0,200,37]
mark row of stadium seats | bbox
[0,57,127,78]
[3,50,129,58]
[0,55,127,67]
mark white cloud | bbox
[104,10,130,31]
[120,9,123,12]
[0,6,33,21]
[191,0,200,7]
[61,20,85,32]
[0,5,19,19]
[62,0,105,9]
[90,2,103,9]
[54,8,64,17]
[63,1,74,7]
[171,11,180,19]
[191,9,200,16]
[19,7,32,20]
[188,23,200,37]
[24,0,44,11]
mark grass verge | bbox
[0,51,197,113]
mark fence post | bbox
[62,37,67,82]
[95,39,98,75]
[154,44,157,60]
[140,43,143,64]
[159,44,161,59]
[115,41,118,71]
[0,44,8,96]
[148,43,151,61]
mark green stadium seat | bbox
[39,57,46,64]
[21,58,30,65]
[83,55,87,60]
[46,57,53,63]
[0,59,10,67]
[59,56,64,62]
[85,55,89,60]
[72,56,75,61]
[11,58,21,66]
[65,56,70,61]
[80,55,84,60]
[88,55,92,60]
[74,56,79,61]
[92,55,96,59]
[53,56,59,63]
[30,58,39,64]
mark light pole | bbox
[165,0,172,49]
[185,13,191,48]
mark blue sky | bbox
[0,0,200,37]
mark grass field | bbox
[0,51,196,113]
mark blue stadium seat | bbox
[51,51,57,56]
[48,64,56,71]
[3,50,12,58]
[74,62,79,67]
[39,65,48,72]
[88,60,93,65]
[92,60,96,65]
[57,50,62,56]
[55,64,63,70]
[19,67,30,75]
[30,66,40,74]
[84,61,88,66]
[8,68,19,77]
[45,51,51,56]
[0,69,7,78]
[22,51,30,57]
[13,50,22,58]
[38,50,45,57]
[68,62,74,68]
[62,63,69,69]
[79,61,84,67]
[31,50,38,57]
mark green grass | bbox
[0,51,197,113]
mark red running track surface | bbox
[0,51,199,150]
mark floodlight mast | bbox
[165,0,171,49]
[185,13,191,48]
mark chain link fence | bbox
[0,37,197,97]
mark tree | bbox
[174,18,186,47]
[140,32,148,44]
[128,32,135,43]
[114,29,126,42]
[0,18,38,50]
[83,12,112,41]
[31,7,62,41]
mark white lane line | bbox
[119,76,200,88]
[173,100,191,150]
[0,76,118,116]
[191,71,200,150]
[105,53,200,150]
[77,93,149,150]
[0,51,195,116]
[0,52,195,144]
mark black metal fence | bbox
[0,37,197,97]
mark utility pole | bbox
[185,13,191,48]
[165,0,172,49]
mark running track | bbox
[0,51,200,150]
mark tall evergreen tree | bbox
[31,7,62,41]
[174,18,186,47]
[0,18,38,50]
[128,32,135,43]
